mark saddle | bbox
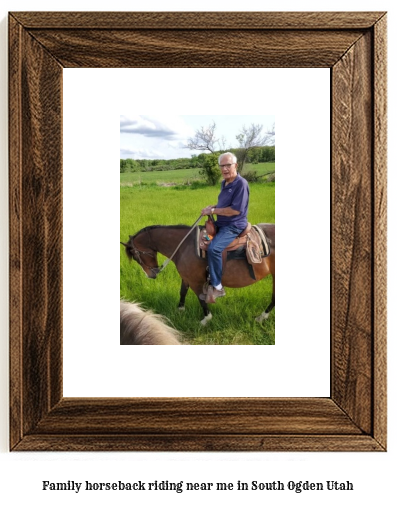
[197,220,270,280]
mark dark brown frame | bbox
[9,11,387,451]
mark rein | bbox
[156,214,204,274]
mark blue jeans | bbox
[207,224,244,287]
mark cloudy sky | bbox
[120,114,275,160]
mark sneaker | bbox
[205,286,226,304]
[202,282,210,295]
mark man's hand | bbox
[201,205,214,216]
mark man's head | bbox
[218,152,238,182]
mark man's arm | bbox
[212,207,240,216]
[201,205,240,216]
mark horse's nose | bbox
[145,267,158,279]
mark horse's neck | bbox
[151,227,190,258]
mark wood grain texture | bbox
[9,16,64,447]
[27,29,363,68]
[21,28,64,433]
[9,14,23,450]
[14,435,383,453]
[373,15,387,450]
[8,11,387,452]
[11,11,386,29]
[332,32,373,434]
[31,398,362,435]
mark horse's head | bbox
[121,229,159,279]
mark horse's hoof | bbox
[200,313,212,326]
[255,312,269,323]
[178,306,185,311]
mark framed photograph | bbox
[119,112,276,346]
[116,106,315,352]
[9,11,387,451]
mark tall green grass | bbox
[120,182,275,345]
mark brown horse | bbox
[121,223,275,325]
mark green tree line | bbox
[120,146,275,173]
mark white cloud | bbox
[120,115,193,140]
[120,147,164,159]
[120,115,196,159]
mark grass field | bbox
[120,162,275,186]
[120,179,275,345]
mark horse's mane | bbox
[120,300,183,345]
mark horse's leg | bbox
[198,297,212,326]
[256,274,275,323]
[178,280,189,311]
[188,282,212,325]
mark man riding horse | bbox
[200,152,250,303]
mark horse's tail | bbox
[120,300,183,345]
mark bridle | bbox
[129,229,159,276]
[124,214,204,276]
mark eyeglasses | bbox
[219,163,235,169]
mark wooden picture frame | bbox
[9,11,387,451]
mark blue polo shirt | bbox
[215,173,249,229]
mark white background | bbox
[0,1,395,506]
[63,68,330,397]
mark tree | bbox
[249,147,260,164]
[200,154,220,186]
[261,146,275,162]
[186,120,275,183]
[186,121,219,153]
[197,153,207,164]
[120,159,128,173]
[120,158,140,173]
[264,123,276,146]
[187,122,226,184]
[236,123,274,172]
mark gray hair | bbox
[218,152,237,164]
